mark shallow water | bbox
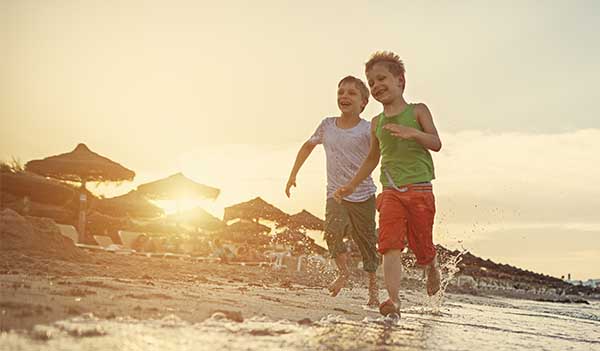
[2,296,599,351]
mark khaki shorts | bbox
[324,196,379,272]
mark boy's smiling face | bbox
[366,62,404,104]
[337,81,367,115]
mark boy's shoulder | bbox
[319,116,337,126]
[369,113,381,125]
[412,102,430,115]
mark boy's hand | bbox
[333,184,355,203]
[285,178,296,198]
[383,124,418,140]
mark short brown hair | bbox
[365,51,405,78]
[337,75,370,102]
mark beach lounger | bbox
[57,224,79,244]
[265,251,291,270]
[164,253,191,260]
[90,235,135,255]
[134,252,165,258]
[229,260,271,267]
[118,230,146,249]
[192,256,221,263]
[75,243,106,251]
[133,252,149,257]
[93,235,114,247]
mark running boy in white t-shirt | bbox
[285,76,379,306]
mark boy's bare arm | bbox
[333,117,381,200]
[285,141,317,197]
[413,103,442,151]
[383,103,442,152]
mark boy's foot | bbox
[367,296,380,307]
[328,274,349,297]
[367,285,380,307]
[426,257,441,296]
[379,299,400,317]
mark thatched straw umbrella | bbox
[223,197,289,225]
[214,220,272,246]
[130,218,180,235]
[26,143,135,187]
[136,172,220,229]
[284,210,324,231]
[1,171,78,207]
[166,206,225,232]
[273,228,327,255]
[25,143,135,242]
[95,190,163,219]
[137,172,219,201]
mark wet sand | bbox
[0,209,434,332]
[1,250,414,332]
[3,250,599,351]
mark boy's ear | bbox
[397,76,405,88]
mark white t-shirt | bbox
[308,117,377,202]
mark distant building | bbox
[564,278,600,288]
[583,279,600,288]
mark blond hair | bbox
[337,75,370,102]
[365,51,406,78]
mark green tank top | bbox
[375,104,435,187]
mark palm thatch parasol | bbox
[95,190,163,219]
[213,220,272,245]
[1,171,78,206]
[283,209,324,231]
[223,197,289,224]
[273,228,327,255]
[130,218,181,235]
[166,206,225,232]
[25,143,135,242]
[136,173,220,201]
[25,143,135,188]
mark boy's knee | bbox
[363,260,379,273]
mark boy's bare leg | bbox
[366,271,379,306]
[383,250,403,305]
[329,253,350,297]
[426,253,441,296]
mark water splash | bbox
[423,248,466,313]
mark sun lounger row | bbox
[57,225,326,270]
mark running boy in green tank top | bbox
[334,51,442,317]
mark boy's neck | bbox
[383,96,409,117]
[339,112,360,121]
[337,112,361,129]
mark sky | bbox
[1,0,599,280]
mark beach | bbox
[1,248,600,351]
[1,207,599,350]
[0,250,360,331]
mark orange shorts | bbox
[376,185,436,266]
